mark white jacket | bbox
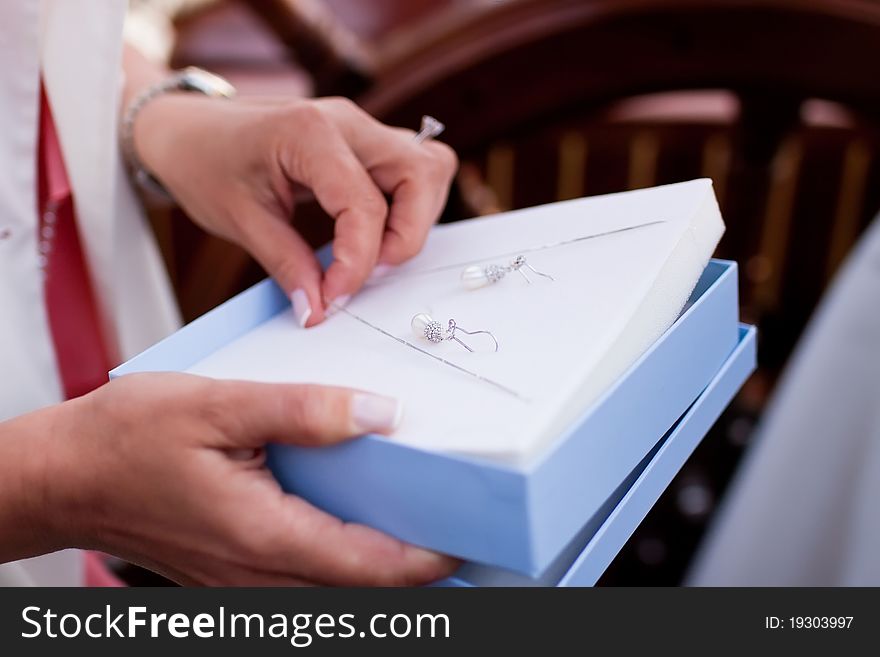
[688,215,880,585]
[0,1,180,585]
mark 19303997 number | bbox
[790,617,853,629]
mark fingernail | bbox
[351,393,403,434]
[324,294,352,319]
[329,294,351,311]
[290,289,312,328]
[368,264,394,282]
[404,546,461,582]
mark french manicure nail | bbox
[351,393,403,434]
[330,294,351,310]
[405,546,460,579]
[368,264,394,282]
[290,288,312,328]
[324,294,351,319]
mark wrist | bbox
[41,395,107,551]
[122,67,236,200]
[131,92,211,187]
[0,403,78,560]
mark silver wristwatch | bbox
[121,66,237,201]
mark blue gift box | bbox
[445,323,755,586]
[112,259,754,580]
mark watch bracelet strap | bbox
[121,67,236,202]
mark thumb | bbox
[235,203,325,328]
[214,381,403,448]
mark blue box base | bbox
[112,260,749,576]
[442,324,756,586]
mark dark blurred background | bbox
[124,0,880,585]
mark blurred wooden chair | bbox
[163,0,880,377]
[356,0,880,376]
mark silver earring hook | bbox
[525,263,555,281]
[446,319,500,353]
[509,255,555,284]
[461,255,555,290]
[411,314,499,352]
[517,262,556,284]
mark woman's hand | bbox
[2,374,456,586]
[133,93,458,327]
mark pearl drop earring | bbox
[460,255,555,290]
[411,313,499,352]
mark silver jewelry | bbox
[413,115,445,143]
[364,220,665,289]
[121,67,236,201]
[411,313,499,352]
[329,303,525,399]
[461,255,555,290]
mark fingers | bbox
[377,151,455,266]
[277,106,389,306]
[319,99,458,267]
[200,379,455,586]
[211,380,403,448]
[234,200,326,327]
[277,99,457,309]
[182,498,457,586]
[322,193,388,306]
[269,496,459,586]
